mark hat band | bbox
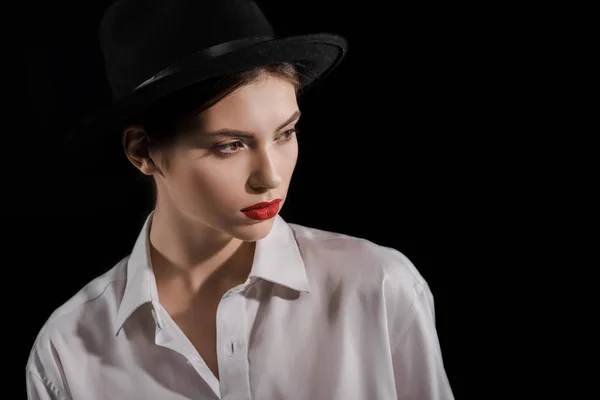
[133,35,273,92]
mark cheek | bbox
[179,164,246,208]
[167,143,298,211]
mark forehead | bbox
[197,75,299,131]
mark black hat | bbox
[64,0,347,158]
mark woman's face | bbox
[151,74,300,241]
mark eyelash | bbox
[211,128,298,158]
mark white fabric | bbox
[26,212,454,399]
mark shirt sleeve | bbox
[26,368,68,400]
[389,281,455,400]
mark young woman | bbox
[26,0,454,399]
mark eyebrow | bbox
[202,110,302,139]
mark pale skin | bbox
[121,73,300,379]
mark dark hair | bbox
[125,62,304,204]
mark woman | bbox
[26,0,454,399]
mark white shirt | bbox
[26,212,454,400]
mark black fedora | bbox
[64,0,348,160]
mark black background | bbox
[8,0,535,398]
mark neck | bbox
[148,203,255,298]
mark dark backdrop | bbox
[8,1,504,398]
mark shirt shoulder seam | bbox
[389,281,429,351]
[26,367,68,400]
[31,277,122,350]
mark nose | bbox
[247,147,282,192]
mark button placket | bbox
[216,291,250,398]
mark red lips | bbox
[241,199,282,221]
[241,199,281,211]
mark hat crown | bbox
[99,0,275,99]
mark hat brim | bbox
[63,33,348,162]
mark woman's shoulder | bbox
[287,221,427,290]
[27,256,130,365]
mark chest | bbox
[171,305,220,379]
[94,286,392,399]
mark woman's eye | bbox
[212,141,244,157]
[211,128,298,158]
[279,128,297,140]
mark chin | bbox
[229,217,277,242]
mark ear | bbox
[121,124,160,176]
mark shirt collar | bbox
[114,211,310,335]
[248,214,310,293]
[114,212,159,336]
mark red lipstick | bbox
[241,199,281,221]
